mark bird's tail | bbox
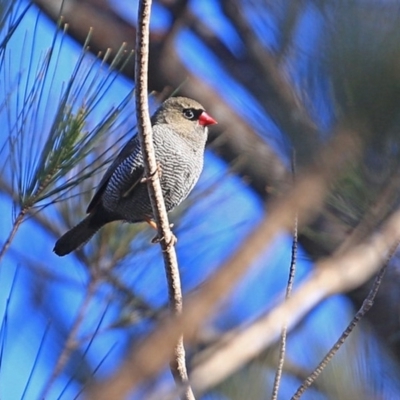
[54,213,108,256]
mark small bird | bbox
[54,97,217,256]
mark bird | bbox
[53,96,217,256]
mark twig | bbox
[276,1,304,63]
[291,245,395,399]
[0,208,27,264]
[86,130,360,400]
[0,177,62,237]
[40,280,98,398]
[271,157,298,400]
[134,1,194,400]
[189,208,400,393]
[220,1,320,164]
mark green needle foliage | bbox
[5,29,134,210]
[0,2,141,263]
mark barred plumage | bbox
[54,97,217,256]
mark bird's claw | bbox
[140,163,162,183]
[151,232,177,249]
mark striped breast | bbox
[101,124,206,222]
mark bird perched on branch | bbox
[54,96,217,256]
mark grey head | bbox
[151,96,217,142]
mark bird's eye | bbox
[183,108,196,120]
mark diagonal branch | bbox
[86,128,360,400]
[189,209,400,393]
[291,256,391,399]
[133,1,194,400]
[220,1,321,164]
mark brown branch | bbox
[86,129,359,400]
[0,208,26,264]
[292,257,391,399]
[220,1,321,164]
[190,211,400,394]
[159,0,190,21]
[33,0,167,90]
[40,280,98,398]
[275,1,305,63]
[133,1,194,400]
[35,0,136,50]
[271,202,298,400]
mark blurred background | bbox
[2,0,400,399]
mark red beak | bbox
[199,111,217,127]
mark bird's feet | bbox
[151,227,177,249]
[140,163,162,183]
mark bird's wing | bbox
[86,136,144,213]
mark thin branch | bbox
[276,1,304,63]
[0,208,27,264]
[134,1,194,400]
[40,280,98,398]
[189,208,400,394]
[220,0,321,164]
[86,129,359,400]
[271,152,298,400]
[291,247,394,399]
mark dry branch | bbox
[190,210,400,393]
[220,1,321,164]
[133,1,193,399]
[87,130,359,399]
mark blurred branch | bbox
[0,177,61,237]
[134,1,193,399]
[292,257,390,399]
[34,0,136,66]
[276,1,304,63]
[159,0,189,23]
[191,210,399,394]
[220,1,321,164]
[40,280,99,398]
[87,129,359,400]
[33,0,166,89]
